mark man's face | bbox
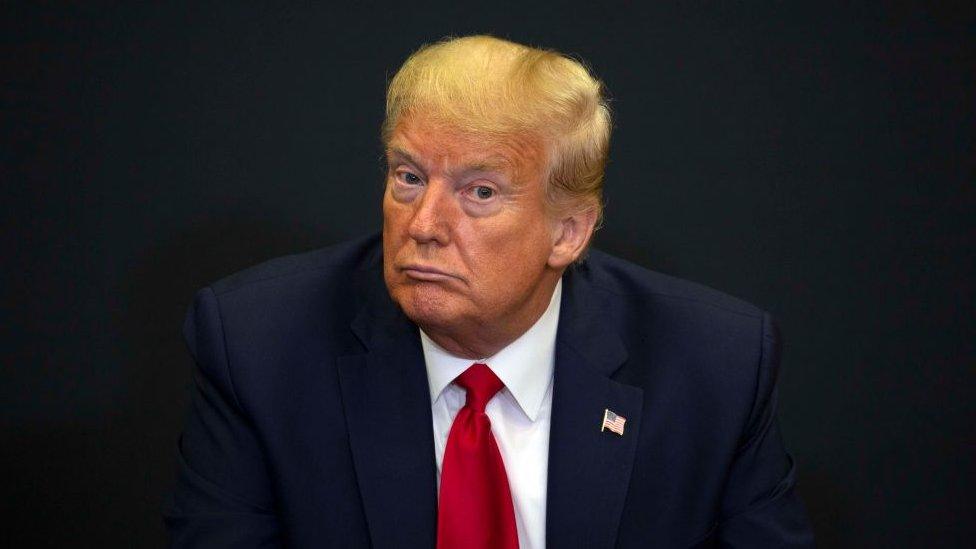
[382,113,561,348]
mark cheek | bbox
[382,185,397,218]
[382,195,409,237]
[465,224,552,285]
[382,196,410,271]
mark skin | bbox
[382,113,597,358]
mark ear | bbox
[547,207,598,269]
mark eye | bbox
[472,186,494,200]
[396,170,422,185]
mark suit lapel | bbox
[337,268,437,549]
[547,265,644,548]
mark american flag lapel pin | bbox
[601,408,626,436]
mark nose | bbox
[407,180,453,246]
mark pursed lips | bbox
[399,264,461,282]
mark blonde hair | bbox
[382,35,611,224]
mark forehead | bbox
[386,114,546,178]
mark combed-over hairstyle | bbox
[382,35,611,224]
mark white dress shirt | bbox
[421,279,561,549]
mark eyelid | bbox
[394,166,424,185]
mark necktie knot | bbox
[455,363,504,413]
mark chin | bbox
[390,282,465,329]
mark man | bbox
[165,35,814,548]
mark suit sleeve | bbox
[163,287,281,548]
[716,312,815,547]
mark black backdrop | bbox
[3,2,973,547]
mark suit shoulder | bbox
[208,233,382,297]
[581,248,764,320]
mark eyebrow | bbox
[387,147,419,167]
[465,158,510,174]
[386,147,512,178]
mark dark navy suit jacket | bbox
[165,233,814,548]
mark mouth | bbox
[399,264,460,282]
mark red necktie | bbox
[437,363,519,549]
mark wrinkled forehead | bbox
[386,112,548,181]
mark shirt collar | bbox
[421,278,562,422]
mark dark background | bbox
[3,2,973,547]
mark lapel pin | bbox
[601,408,626,436]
